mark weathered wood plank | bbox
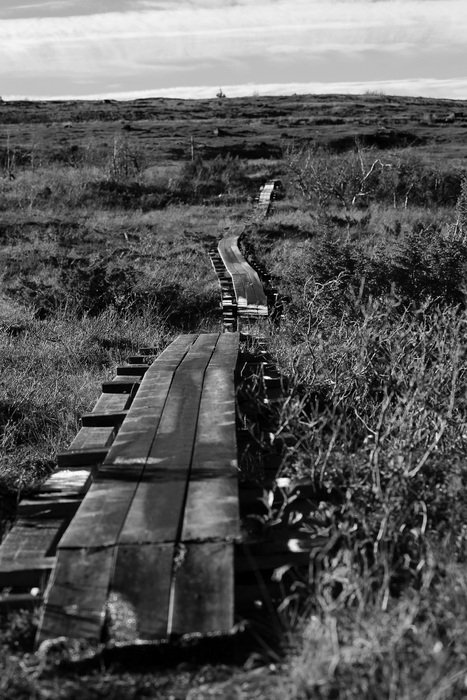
[181,333,239,541]
[118,479,186,545]
[81,412,128,427]
[0,557,55,588]
[208,331,239,370]
[127,355,150,364]
[116,365,149,376]
[119,334,220,543]
[218,235,267,315]
[0,519,67,562]
[108,334,220,640]
[37,548,115,643]
[39,468,92,496]
[101,372,175,469]
[170,542,234,635]
[102,334,198,469]
[68,426,115,451]
[92,392,132,413]
[57,448,108,468]
[182,477,238,542]
[107,543,174,641]
[0,593,42,611]
[57,481,137,549]
[102,380,140,394]
[17,497,81,519]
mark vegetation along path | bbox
[0,181,281,648]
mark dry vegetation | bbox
[1,93,467,698]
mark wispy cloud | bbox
[1,1,466,99]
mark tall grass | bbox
[0,307,168,495]
[240,169,467,695]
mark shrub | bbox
[287,146,464,212]
[173,154,249,203]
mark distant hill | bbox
[2,93,466,164]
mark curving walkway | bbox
[212,179,281,328]
[0,181,280,645]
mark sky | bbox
[0,0,466,101]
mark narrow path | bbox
[0,181,279,647]
[210,179,281,329]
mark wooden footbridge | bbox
[0,181,284,647]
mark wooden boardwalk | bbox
[212,180,281,325]
[218,234,268,319]
[0,180,283,646]
[0,333,240,643]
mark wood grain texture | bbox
[182,477,239,542]
[218,236,267,315]
[92,392,132,413]
[170,542,234,635]
[17,497,81,519]
[57,481,137,549]
[181,332,239,541]
[118,334,220,543]
[108,543,174,641]
[0,519,68,562]
[56,448,109,468]
[37,548,115,643]
[0,557,55,588]
[39,468,92,496]
[68,426,115,451]
[102,334,198,468]
[81,412,128,427]
[35,331,242,642]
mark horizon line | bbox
[2,78,467,103]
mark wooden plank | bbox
[57,448,108,468]
[181,333,239,541]
[118,480,186,545]
[68,426,115,451]
[116,365,149,376]
[0,557,55,588]
[182,477,238,542]
[218,235,267,314]
[109,334,220,640]
[37,547,115,643]
[0,593,42,611]
[54,335,200,549]
[39,468,92,495]
[92,392,132,413]
[174,333,239,632]
[119,334,220,543]
[102,334,198,469]
[107,543,174,641]
[208,331,239,370]
[101,372,176,469]
[17,497,81,519]
[102,380,140,394]
[57,481,137,549]
[170,542,234,635]
[0,519,67,562]
[81,412,128,427]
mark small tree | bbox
[286,143,392,225]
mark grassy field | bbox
[1,93,467,698]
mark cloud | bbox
[1,1,466,98]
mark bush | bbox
[392,226,467,304]
[173,154,249,203]
[287,147,464,212]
